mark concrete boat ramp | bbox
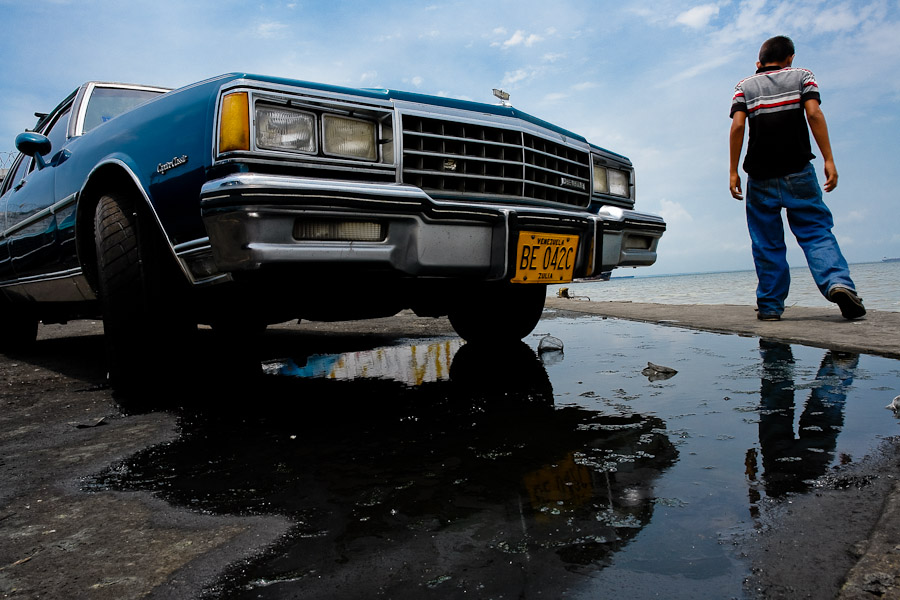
[545,298,900,359]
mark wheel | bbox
[448,282,546,343]
[94,191,193,388]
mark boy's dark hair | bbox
[759,35,795,64]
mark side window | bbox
[44,107,72,157]
[0,154,32,196]
[82,88,162,133]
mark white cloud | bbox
[572,81,598,91]
[541,92,569,103]
[675,4,720,28]
[842,209,868,223]
[543,52,566,63]
[255,21,289,39]
[658,199,693,224]
[496,30,542,48]
[501,69,533,86]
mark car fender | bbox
[75,155,186,292]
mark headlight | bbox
[322,115,377,161]
[592,164,630,198]
[593,164,608,194]
[608,168,629,197]
[256,105,317,153]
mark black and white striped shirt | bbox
[730,66,822,179]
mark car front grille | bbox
[401,115,591,208]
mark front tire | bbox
[94,191,192,388]
[448,283,546,343]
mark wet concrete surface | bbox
[543,298,900,359]
[1,304,899,599]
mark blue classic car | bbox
[0,74,665,383]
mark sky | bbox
[1,0,898,275]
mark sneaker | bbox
[828,287,866,320]
[757,312,781,321]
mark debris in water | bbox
[641,362,678,381]
[886,395,900,411]
[538,335,564,354]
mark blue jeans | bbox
[745,163,855,315]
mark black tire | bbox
[448,283,547,343]
[94,191,192,388]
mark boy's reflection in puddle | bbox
[747,340,859,510]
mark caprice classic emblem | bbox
[559,176,586,192]
[157,154,188,175]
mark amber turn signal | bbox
[219,92,250,153]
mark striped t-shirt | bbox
[730,65,821,179]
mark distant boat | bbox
[883,257,900,263]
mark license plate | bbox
[512,231,579,283]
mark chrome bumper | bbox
[196,174,665,283]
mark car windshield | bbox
[83,87,165,133]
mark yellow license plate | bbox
[512,232,579,283]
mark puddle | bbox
[262,339,464,386]
[86,317,900,599]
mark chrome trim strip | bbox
[595,206,666,226]
[200,174,600,222]
[0,193,77,238]
[7,266,82,285]
[220,78,395,110]
[174,237,212,253]
[201,174,431,202]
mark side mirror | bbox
[15,132,52,170]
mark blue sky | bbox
[1,0,898,274]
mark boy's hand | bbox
[823,159,838,192]
[730,172,743,200]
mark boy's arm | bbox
[805,99,838,192]
[729,111,747,200]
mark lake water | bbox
[559,261,899,312]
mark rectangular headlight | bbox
[322,115,377,161]
[593,164,608,194]
[256,105,316,153]
[593,164,630,198]
[608,169,629,197]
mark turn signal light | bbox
[219,92,250,153]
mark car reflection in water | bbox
[89,339,679,599]
[746,340,859,506]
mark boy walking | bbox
[729,35,865,321]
